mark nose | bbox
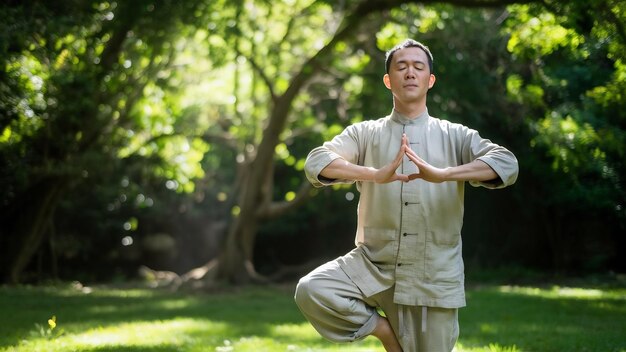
[405,67,416,79]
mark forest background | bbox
[1,0,624,286]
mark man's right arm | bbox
[317,134,411,184]
[319,158,377,182]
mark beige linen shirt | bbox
[305,109,519,308]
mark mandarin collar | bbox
[390,108,429,125]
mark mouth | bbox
[403,84,418,88]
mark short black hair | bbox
[385,39,434,74]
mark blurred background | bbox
[1,0,624,286]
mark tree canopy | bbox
[1,0,624,284]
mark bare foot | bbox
[371,315,403,352]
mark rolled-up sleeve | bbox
[304,124,363,188]
[459,127,519,189]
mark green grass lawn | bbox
[0,281,624,352]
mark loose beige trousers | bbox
[295,260,459,352]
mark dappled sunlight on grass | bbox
[11,318,228,352]
[209,335,381,352]
[51,285,157,299]
[497,285,625,300]
[84,297,195,316]
[1,283,624,352]
[455,342,521,352]
[270,322,320,341]
[267,323,382,351]
[459,285,626,352]
[69,319,221,345]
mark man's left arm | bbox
[405,148,500,183]
[405,128,519,188]
[463,128,519,189]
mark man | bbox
[294,39,518,351]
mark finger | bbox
[394,138,408,164]
[408,173,422,181]
[404,145,419,159]
[407,150,427,167]
[395,174,410,182]
[405,150,424,165]
[398,135,406,157]
[393,145,405,165]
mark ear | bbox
[383,74,391,89]
[428,74,436,89]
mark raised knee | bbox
[294,276,312,305]
[294,275,324,309]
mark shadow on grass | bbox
[459,286,626,352]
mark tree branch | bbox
[257,181,312,220]
[235,47,277,102]
[121,131,238,160]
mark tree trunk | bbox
[214,166,265,283]
[215,211,262,283]
[6,177,66,283]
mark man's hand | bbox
[404,137,448,183]
[319,135,412,183]
[404,135,499,183]
[374,134,411,183]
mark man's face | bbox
[384,46,435,106]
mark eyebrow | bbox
[395,59,427,67]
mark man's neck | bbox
[393,100,427,119]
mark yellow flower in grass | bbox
[48,316,56,330]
